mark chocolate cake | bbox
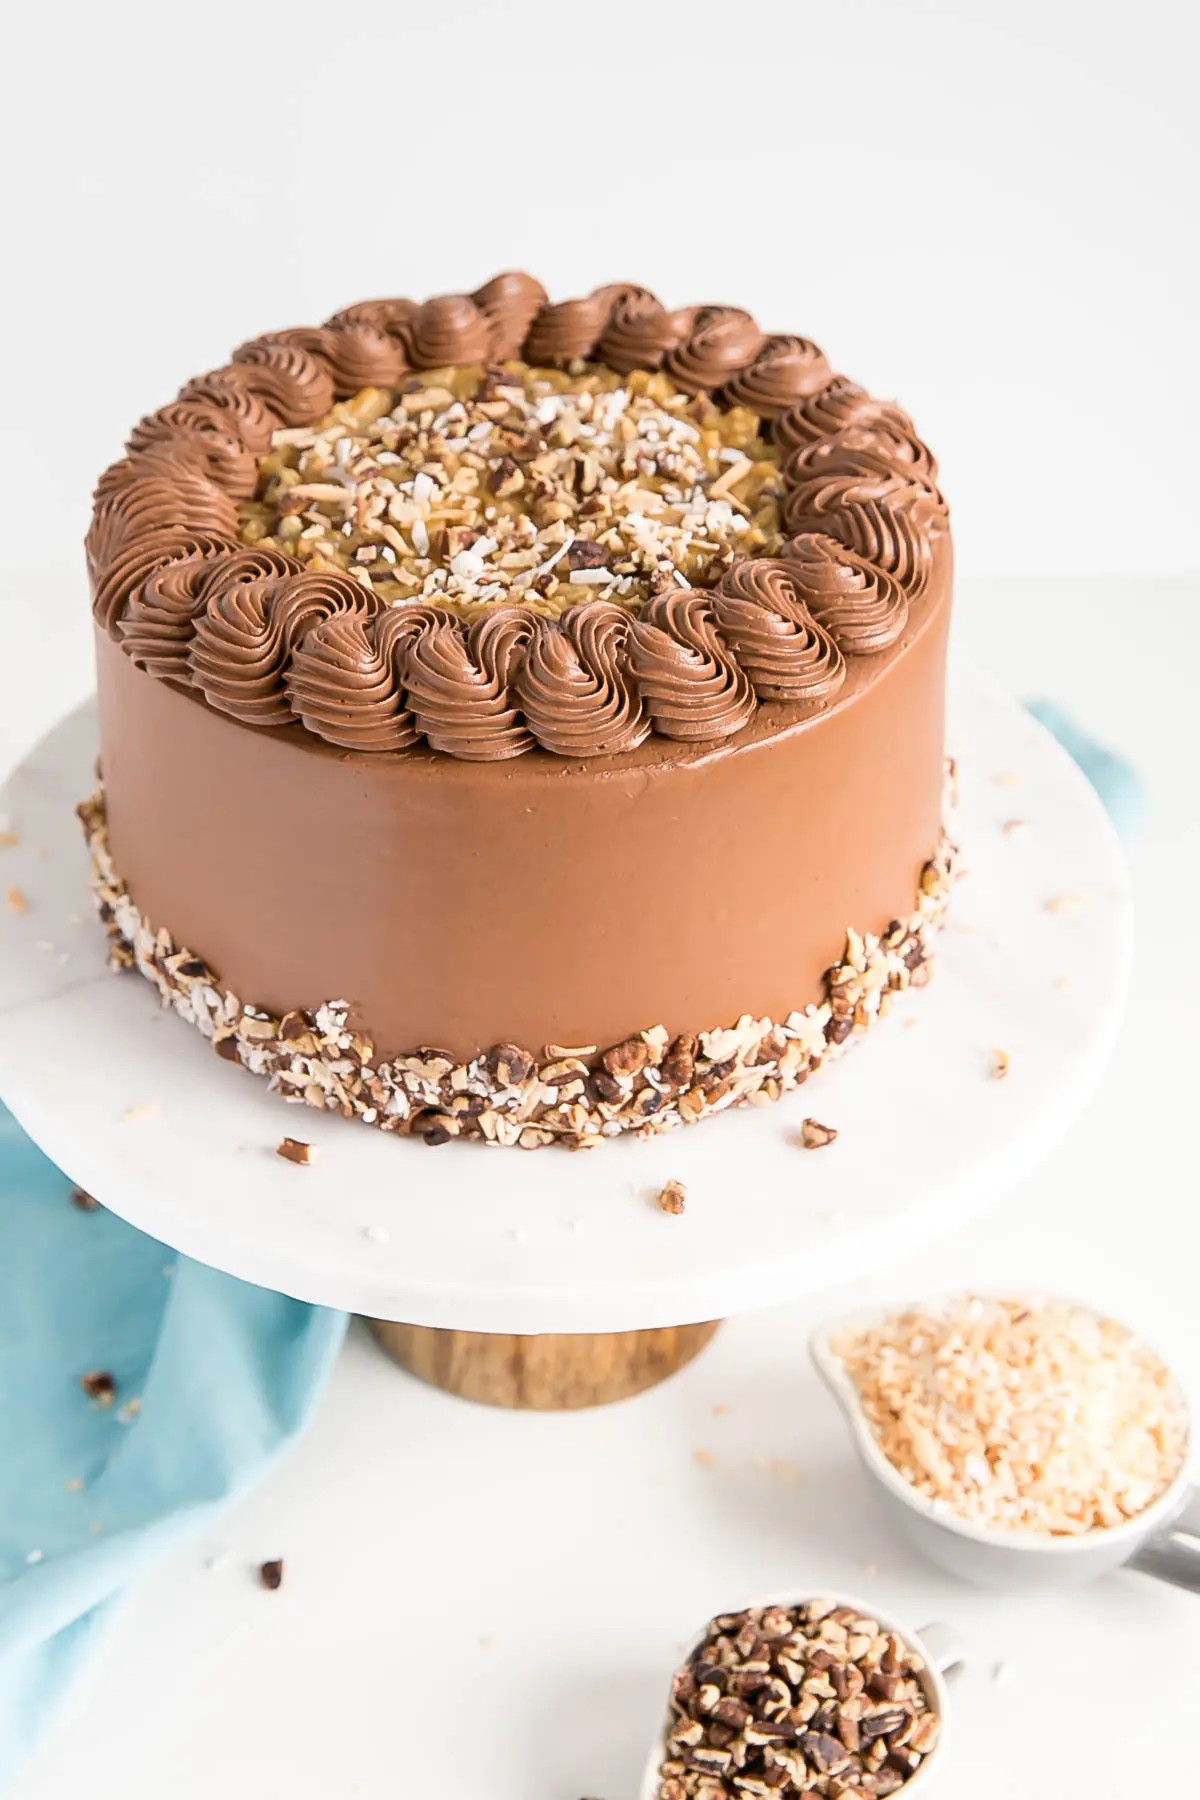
[82,275,954,1150]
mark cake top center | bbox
[239,363,784,617]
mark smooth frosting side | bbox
[89,274,950,762]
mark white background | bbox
[1,0,1198,585]
[3,3,1200,1797]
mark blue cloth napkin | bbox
[1026,698,1146,840]
[0,1107,347,1781]
[0,702,1142,1785]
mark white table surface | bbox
[3,572,1199,1800]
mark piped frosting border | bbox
[87,276,949,763]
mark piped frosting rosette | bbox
[127,403,259,497]
[629,591,755,740]
[87,458,239,575]
[597,293,691,373]
[172,371,278,453]
[712,559,845,702]
[782,471,944,599]
[664,308,764,395]
[91,529,239,636]
[326,298,419,343]
[523,293,611,367]
[187,563,368,728]
[784,420,940,487]
[775,377,917,455]
[287,608,421,752]
[471,273,547,361]
[228,339,336,424]
[516,603,649,756]
[402,606,535,760]
[407,295,493,368]
[782,532,909,654]
[723,335,832,416]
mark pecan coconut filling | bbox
[239,365,786,618]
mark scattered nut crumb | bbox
[65,1477,83,1492]
[994,771,1023,788]
[1052,974,1074,990]
[712,1402,729,1418]
[259,1558,285,1590]
[121,1102,159,1123]
[1047,892,1087,916]
[0,831,18,848]
[80,1370,117,1406]
[5,883,28,913]
[276,1137,316,1165]
[693,1448,716,1469]
[991,1047,1011,1080]
[656,1177,687,1215]
[70,1187,99,1211]
[1002,818,1030,838]
[798,1117,838,1149]
[116,1396,143,1425]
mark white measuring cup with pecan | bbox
[811,1294,1198,1592]
[639,1592,965,1799]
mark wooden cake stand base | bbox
[366,1318,722,1409]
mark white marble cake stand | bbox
[0,661,1131,1394]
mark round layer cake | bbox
[83,274,954,1150]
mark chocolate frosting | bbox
[326,298,418,342]
[322,323,409,393]
[664,308,764,395]
[784,419,939,486]
[523,294,609,367]
[775,377,916,454]
[516,603,650,757]
[127,403,259,497]
[119,553,225,682]
[409,295,492,367]
[403,607,535,761]
[470,273,546,360]
[87,458,239,571]
[629,591,755,740]
[172,371,278,453]
[188,562,372,728]
[597,292,689,373]
[229,339,335,424]
[784,531,909,654]
[723,335,831,416]
[713,559,846,701]
[89,272,949,761]
[287,611,419,752]
[91,528,239,635]
[783,473,944,598]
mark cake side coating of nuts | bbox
[77,783,955,1152]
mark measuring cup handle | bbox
[1127,1484,1200,1591]
[916,1621,967,1680]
